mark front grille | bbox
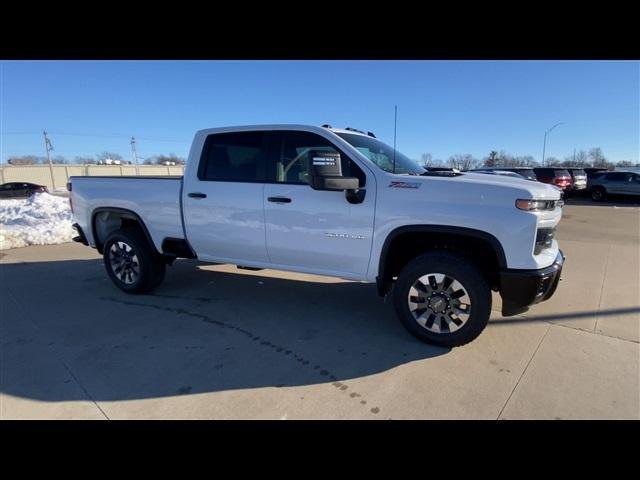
[535,228,555,255]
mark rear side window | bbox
[199,132,266,182]
[606,172,628,182]
[514,169,536,180]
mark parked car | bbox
[533,168,573,191]
[468,167,537,181]
[466,169,526,179]
[0,182,48,199]
[68,124,564,348]
[565,168,587,193]
[588,171,640,201]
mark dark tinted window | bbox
[606,172,627,182]
[273,131,365,187]
[510,169,536,180]
[534,168,552,176]
[199,132,266,182]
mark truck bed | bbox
[69,176,185,252]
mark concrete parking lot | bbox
[1,201,639,419]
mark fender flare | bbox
[376,225,507,294]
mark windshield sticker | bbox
[389,181,421,189]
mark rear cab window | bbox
[198,131,267,182]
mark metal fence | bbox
[0,164,185,190]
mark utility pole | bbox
[130,136,139,175]
[573,148,576,164]
[542,122,563,166]
[43,130,56,189]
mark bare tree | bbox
[74,155,97,164]
[420,152,433,167]
[483,150,499,167]
[616,160,639,167]
[7,155,40,165]
[588,147,608,167]
[447,154,480,170]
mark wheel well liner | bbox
[91,207,157,255]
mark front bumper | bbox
[499,250,564,316]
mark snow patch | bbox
[0,193,75,250]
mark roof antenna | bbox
[393,105,398,174]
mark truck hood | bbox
[398,172,561,201]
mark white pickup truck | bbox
[69,124,564,347]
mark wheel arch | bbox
[91,207,158,255]
[376,225,507,296]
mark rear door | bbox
[263,130,376,278]
[604,172,627,194]
[621,173,639,195]
[182,131,270,264]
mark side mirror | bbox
[307,150,359,191]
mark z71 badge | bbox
[388,181,421,189]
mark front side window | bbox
[199,131,266,182]
[274,131,366,187]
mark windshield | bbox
[335,132,424,175]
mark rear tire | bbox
[103,228,166,294]
[591,187,606,202]
[392,251,492,348]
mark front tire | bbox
[591,187,606,202]
[392,252,492,348]
[103,228,166,294]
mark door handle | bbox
[188,192,207,199]
[267,196,292,204]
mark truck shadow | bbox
[2,258,451,406]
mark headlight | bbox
[515,199,561,211]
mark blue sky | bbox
[1,60,638,164]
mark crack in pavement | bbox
[100,296,382,417]
[496,323,551,420]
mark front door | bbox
[263,131,376,279]
[183,131,269,264]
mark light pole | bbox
[542,122,563,166]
